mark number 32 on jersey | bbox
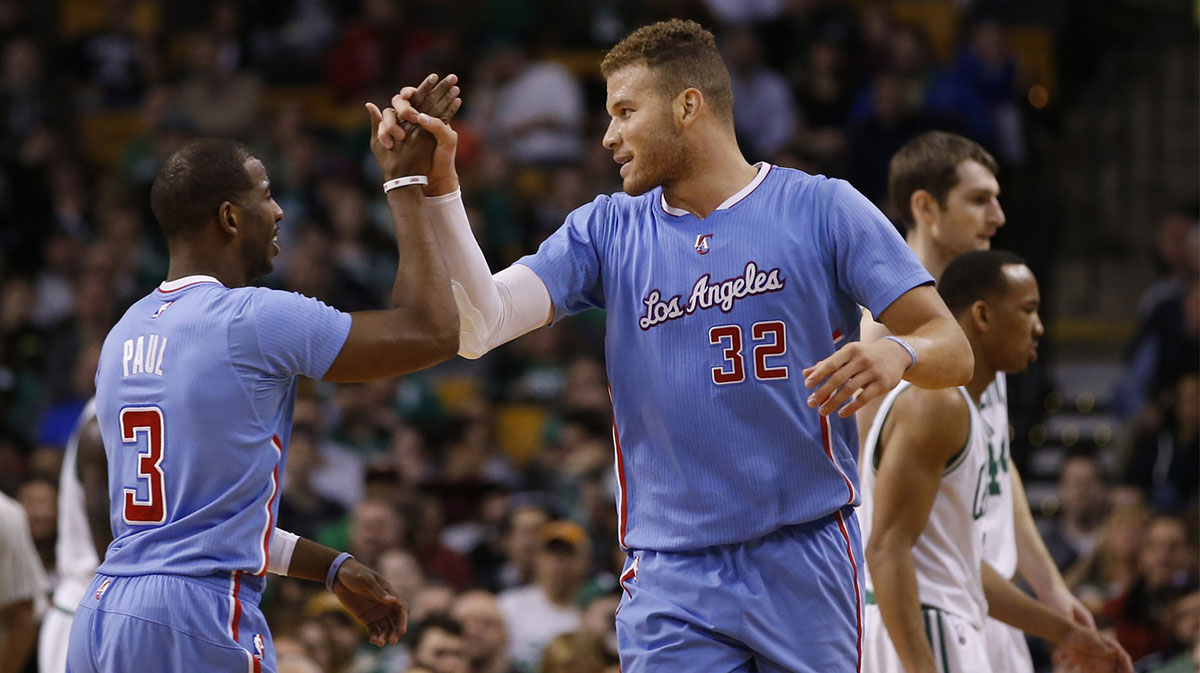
[708,320,788,385]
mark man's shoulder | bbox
[0,491,26,530]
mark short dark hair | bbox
[600,19,733,122]
[888,132,998,232]
[938,250,1027,316]
[409,614,464,648]
[150,138,255,240]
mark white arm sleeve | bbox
[427,190,553,359]
[267,527,300,576]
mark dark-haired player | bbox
[66,77,461,672]
[861,131,1098,673]
[861,250,1131,673]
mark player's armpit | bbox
[865,387,970,673]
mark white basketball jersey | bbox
[860,381,990,628]
[977,374,1017,578]
[51,399,100,611]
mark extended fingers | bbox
[407,73,439,111]
[413,108,458,145]
[418,75,460,121]
[836,380,885,418]
[377,107,404,149]
[365,102,383,136]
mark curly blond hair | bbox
[600,19,733,122]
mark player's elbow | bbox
[430,323,461,361]
[948,330,974,386]
[865,528,911,570]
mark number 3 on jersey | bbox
[120,406,167,525]
[708,320,788,385]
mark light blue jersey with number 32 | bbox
[519,164,933,552]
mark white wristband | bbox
[267,527,300,576]
[883,335,918,373]
[383,175,429,192]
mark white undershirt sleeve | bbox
[427,189,553,358]
[267,527,300,576]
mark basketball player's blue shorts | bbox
[616,507,864,673]
[67,572,275,673]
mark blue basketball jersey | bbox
[93,275,351,591]
[519,164,933,551]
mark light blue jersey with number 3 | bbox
[519,164,933,552]
[92,276,351,592]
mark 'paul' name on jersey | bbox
[123,334,167,377]
[640,261,786,330]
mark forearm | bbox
[868,548,938,673]
[1011,467,1067,598]
[0,601,36,673]
[428,190,551,357]
[285,536,344,584]
[427,189,503,322]
[982,562,1075,644]
[385,186,458,338]
[895,314,972,389]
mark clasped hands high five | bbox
[365,73,462,196]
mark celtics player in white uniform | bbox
[861,250,1132,673]
[859,133,1100,672]
[38,399,104,673]
[861,377,993,673]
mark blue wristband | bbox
[882,336,918,373]
[325,552,353,592]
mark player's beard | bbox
[239,225,275,282]
[622,117,693,197]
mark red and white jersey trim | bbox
[228,570,243,641]
[835,511,863,673]
[256,436,283,576]
[157,274,224,294]
[659,163,772,216]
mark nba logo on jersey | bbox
[94,579,111,601]
[695,234,713,255]
[254,633,265,658]
[152,301,174,319]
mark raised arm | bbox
[322,75,462,382]
[380,84,553,360]
[865,387,970,673]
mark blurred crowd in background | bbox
[0,0,1195,672]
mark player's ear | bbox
[677,88,703,128]
[910,190,938,227]
[969,299,990,332]
[218,201,239,235]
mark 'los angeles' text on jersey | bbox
[639,261,787,330]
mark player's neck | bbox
[906,229,951,282]
[165,248,248,288]
[965,349,996,403]
[660,143,757,219]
